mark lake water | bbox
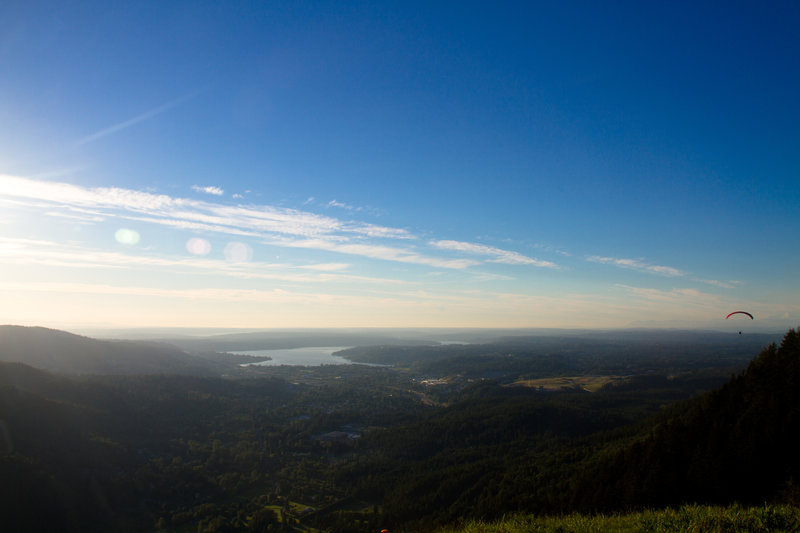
[234,346,352,367]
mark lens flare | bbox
[186,237,212,256]
[114,228,140,245]
[224,241,252,262]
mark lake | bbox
[234,346,352,367]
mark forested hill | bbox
[573,328,800,510]
[1,326,798,532]
[0,325,226,375]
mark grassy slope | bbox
[436,504,800,533]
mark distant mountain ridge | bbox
[0,325,224,375]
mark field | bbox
[508,375,626,392]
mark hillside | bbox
[0,327,798,532]
[329,330,800,530]
[436,504,800,533]
[0,325,233,375]
[0,360,296,532]
[573,328,800,510]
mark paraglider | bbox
[726,311,753,334]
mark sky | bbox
[0,1,798,331]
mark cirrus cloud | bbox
[0,175,467,272]
[587,255,684,277]
[430,240,558,268]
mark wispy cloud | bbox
[0,175,466,271]
[274,238,480,269]
[192,185,224,196]
[0,236,403,285]
[327,199,358,210]
[431,240,558,268]
[0,175,392,238]
[0,175,182,212]
[587,255,684,277]
[614,285,727,320]
[74,90,203,146]
[692,278,739,289]
[299,262,351,272]
[0,281,347,304]
[617,284,714,303]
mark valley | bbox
[0,325,797,532]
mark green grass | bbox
[435,504,800,533]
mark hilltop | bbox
[0,325,254,375]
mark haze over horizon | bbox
[1,2,798,331]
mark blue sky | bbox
[1,1,798,330]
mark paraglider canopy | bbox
[726,311,753,334]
